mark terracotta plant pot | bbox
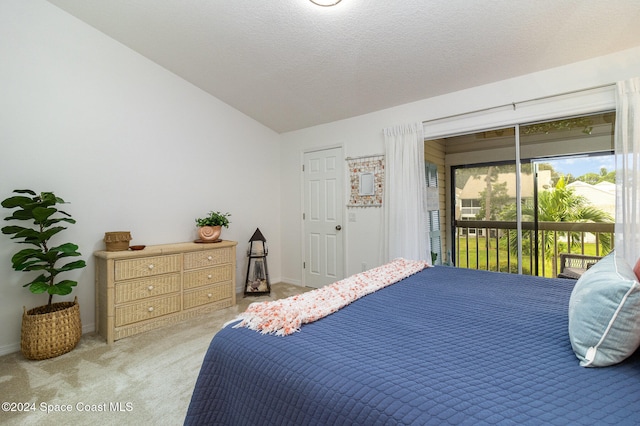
[198,225,222,242]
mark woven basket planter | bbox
[21,297,82,360]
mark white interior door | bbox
[303,147,344,288]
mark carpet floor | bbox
[0,283,309,426]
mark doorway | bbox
[303,147,344,288]
[445,112,615,276]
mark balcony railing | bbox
[454,220,614,277]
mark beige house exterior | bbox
[567,181,615,218]
[457,170,615,241]
[458,170,552,220]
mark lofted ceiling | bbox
[46,0,640,133]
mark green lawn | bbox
[455,236,608,277]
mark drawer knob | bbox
[207,293,213,298]
[207,274,213,279]
[148,306,154,312]
[147,285,154,291]
[207,256,213,261]
[148,264,154,270]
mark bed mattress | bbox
[185,266,640,425]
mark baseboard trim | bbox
[235,276,297,293]
[0,323,96,358]
[0,342,20,357]
[280,277,301,286]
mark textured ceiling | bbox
[47,0,640,133]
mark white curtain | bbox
[615,77,640,266]
[382,123,431,263]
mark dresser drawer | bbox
[183,247,233,270]
[183,264,232,290]
[95,241,237,343]
[115,294,181,327]
[115,254,181,281]
[183,282,233,309]
[115,274,180,304]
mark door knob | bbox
[335,225,342,231]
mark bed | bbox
[185,262,640,425]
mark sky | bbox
[540,155,614,178]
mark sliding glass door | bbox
[440,112,615,277]
[527,153,614,277]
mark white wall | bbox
[279,45,640,285]
[3,0,640,356]
[0,0,282,355]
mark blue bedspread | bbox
[185,266,640,425]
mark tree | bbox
[500,176,613,276]
[463,164,522,221]
[576,167,615,185]
[483,166,495,221]
[476,181,510,220]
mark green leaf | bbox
[15,261,49,272]
[40,249,61,263]
[4,209,36,222]
[1,195,35,209]
[58,260,87,272]
[39,226,66,241]
[57,209,73,218]
[13,189,38,195]
[50,242,81,255]
[44,217,75,226]
[49,280,77,295]
[1,225,29,235]
[40,192,64,206]
[29,281,49,294]
[2,189,85,303]
[11,248,46,266]
[22,274,47,288]
[32,206,57,223]
[13,228,43,241]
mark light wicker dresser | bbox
[94,240,237,343]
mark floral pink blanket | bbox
[233,258,430,336]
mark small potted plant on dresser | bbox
[1,189,86,360]
[195,211,231,243]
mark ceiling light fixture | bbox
[310,0,342,6]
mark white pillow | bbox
[568,252,640,367]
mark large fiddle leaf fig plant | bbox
[1,189,86,312]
